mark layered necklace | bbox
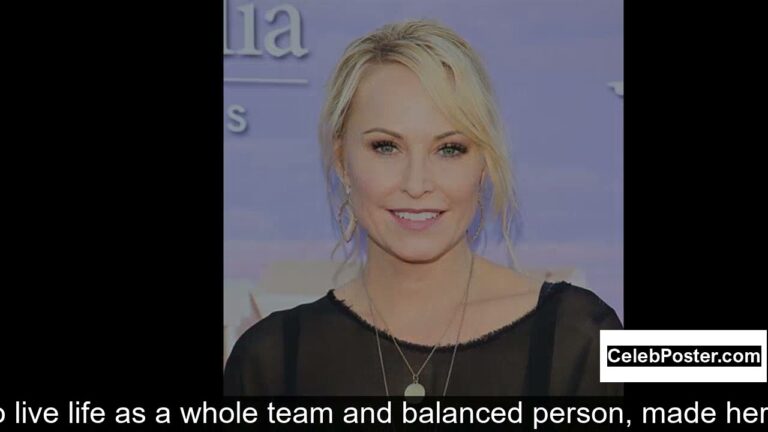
[361,253,474,399]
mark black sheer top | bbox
[223,281,623,396]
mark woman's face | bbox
[337,62,485,263]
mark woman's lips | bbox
[389,210,445,231]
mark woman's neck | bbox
[359,239,477,335]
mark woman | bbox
[224,19,622,397]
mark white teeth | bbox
[394,211,439,221]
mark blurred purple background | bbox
[224,0,623,341]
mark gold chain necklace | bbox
[361,253,474,399]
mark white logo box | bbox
[600,330,767,383]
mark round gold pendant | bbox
[404,382,425,403]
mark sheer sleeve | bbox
[572,304,623,395]
[547,285,624,396]
[223,310,288,396]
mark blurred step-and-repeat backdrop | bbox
[223,0,623,362]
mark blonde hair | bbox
[318,19,518,276]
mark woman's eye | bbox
[371,140,398,154]
[438,143,468,157]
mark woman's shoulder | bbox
[535,281,623,396]
[223,295,330,396]
[540,281,623,332]
[231,294,331,351]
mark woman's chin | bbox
[389,245,449,264]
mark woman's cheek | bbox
[349,176,383,220]
[439,176,477,200]
[353,162,400,196]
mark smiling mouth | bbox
[388,209,445,231]
[389,210,444,221]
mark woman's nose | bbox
[401,153,433,198]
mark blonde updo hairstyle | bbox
[318,19,518,276]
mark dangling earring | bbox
[337,185,358,243]
[468,175,485,243]
[469,195,485,243]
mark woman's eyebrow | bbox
[362,127,461,141]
